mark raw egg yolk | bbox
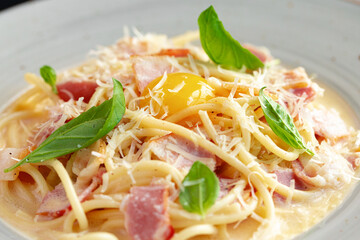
[140,73,214,117]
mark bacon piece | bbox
[243,44,272,63]
[115,39,148,59]
[282,68,319,103]
[125,185,174,240]
[274,168,306,190]
[278,67,319,103]
[132,56,177,93]
[272,168,306,203]
[282,67,311,89]
[76,168,105,201]
[114,73,135,86]
[150,133,217,171]
[157,48,190,57]
[291,159,324,188]
[0,148,26,181]
[57,81,98,103]
[36,183,69,218]
[288,86,316,103]
[36,167,105,219]
[305,108,349,140]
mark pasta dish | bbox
[0,6,359,240]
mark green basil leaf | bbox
[40,65,58,94]
[179,161,219,217]
[5,78,125,172]
[198,5,264,70]
[259,87,314,155]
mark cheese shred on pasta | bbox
[0,31,359,240]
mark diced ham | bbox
[304,108,349,140]
[36,167,105,219]
[125,185,174,240]
[157,48,190,57]
[150,133,217,171]
[243,44,272,63]
[57,81,98,103]
[0,148,27,181]
[132,56,177,93]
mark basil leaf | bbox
[179,161,219,217]
[259,87,314,155]
[198,5,264,70]
[5,78,125,172]
[40,65,58,94]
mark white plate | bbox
[0,0,359,239]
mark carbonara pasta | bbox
[0,29,359,240]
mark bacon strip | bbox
[243,44,272,63]
[274,168,306,190]
[125,185,174,240]
[36,167,105,219]
[57,80,98,103]
[115,39,148,59]
[36,183,69,218]
[272,168,306,203]
[157,48,190,57]
[150,133,217,171]
[132,56,177,93]
[288,86,316,103]
[282,67,311,89]
[291,159,320,188]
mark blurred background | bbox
[0,0,30,10]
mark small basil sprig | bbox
[40,65,58,94]
[259,87,314,155]
[5,78,125,172]
[198,5,264,70]
[179,161,219,217]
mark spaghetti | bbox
[0,30,359,240]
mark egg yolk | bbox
[140,73,214,117]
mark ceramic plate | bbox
[0,0,359,239]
